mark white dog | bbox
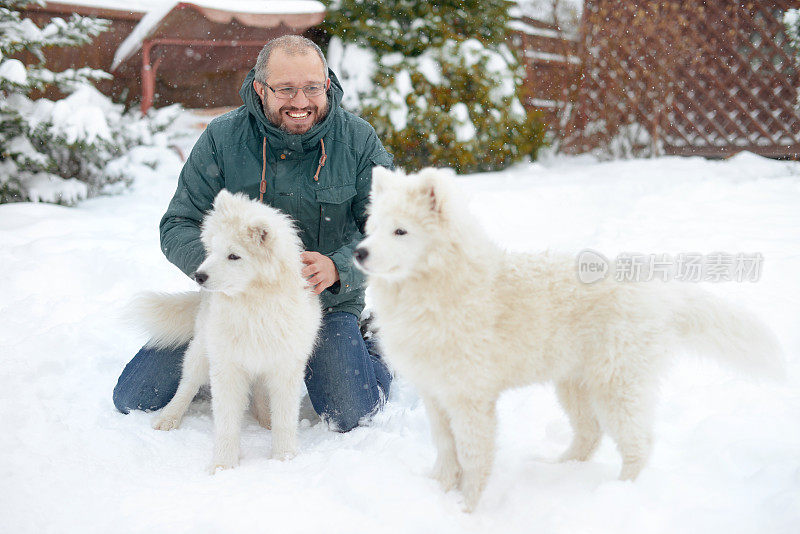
[133,190,321,471]
[354,167,782,511]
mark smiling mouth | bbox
[286,110,312,120]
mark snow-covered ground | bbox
[1,115,799,533]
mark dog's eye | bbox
[394,228,407,236]
[227,254,241,261]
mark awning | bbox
[109,1,325,111]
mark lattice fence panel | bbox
[563,0,800,158]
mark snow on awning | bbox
[111,1,325,71]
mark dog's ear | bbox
[247,221,270,245]
[416,168,452,215]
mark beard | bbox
[261,96,329,134]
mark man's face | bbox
[254,49,329,135]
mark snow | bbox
[449,39,521,107]
[450,102,476,142]
[786,9,800,52]
[111,3,176,71]
[388,69,412,131]
[416,53,442,86]
[356,38,525,133]
[525,49,581,64]
[57,0,325,15]
[326,37,377,112]
[1,110,799,533]
[24,171,89,204]
[785,9,799,27]
[0,58,27,84]
[511,0,583,33]
[6,135,49,166]
[508,20,572,40]
[48,85,116,144]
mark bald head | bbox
[254,35,328,85]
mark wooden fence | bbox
[558,0,800,158]
[512,16,580,130]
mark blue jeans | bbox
[113,312,391,432]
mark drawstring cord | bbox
[258,137,327,203]
[259,136,267,202]
[313,139,327,182]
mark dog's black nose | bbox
[353,247,369,264]
[193,271,208,285]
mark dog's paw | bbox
[208,457,239,474]
[459,479,483,513]
[458,469,489,513]
[618,461,644,482]
[558,450,584,463]
[211,439,240,473]
[254,412,271,430]
[152,414,181,431]
[271,446,297,461]
[431,459,461,492]
[251,399,271,429]
[558,437,599,463]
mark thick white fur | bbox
[134,190,321,472]
[356,167,783,511]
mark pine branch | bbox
[1,13,109,59]
[1,1,46,10]
[26,65,112,91]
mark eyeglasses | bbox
[264,81,327,100]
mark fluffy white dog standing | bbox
[133,190,321,471]
[355,167,783,511]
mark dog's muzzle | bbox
[353,247,369,266]
[193,271,208,285]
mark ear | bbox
[247,221,270,245]
[253,79,265,99]
[415,169,450,215]
[424,182,441,214]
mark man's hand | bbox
[301,251,340,295]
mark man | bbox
[113,35,393,432]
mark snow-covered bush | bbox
[786,9,800,53]
[1,0,179,205]
[786,9,800,111]
[583,120,665,161]
[325,0,545,173]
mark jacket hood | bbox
[239,67,344,152]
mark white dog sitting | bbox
[133,190,321,471]
[355,167,782,511]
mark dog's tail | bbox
[667,285,784,380]
[126,291,201,349]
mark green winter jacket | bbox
[159,68,394,317]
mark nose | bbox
[289,89,311,107]
[193,271,208,285]
[353,247,369,264]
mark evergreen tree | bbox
[786,8,800,110]
[1,0,178,205]
[1,0,110,202]
[324,0,545,173]
[786,9,800,54]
